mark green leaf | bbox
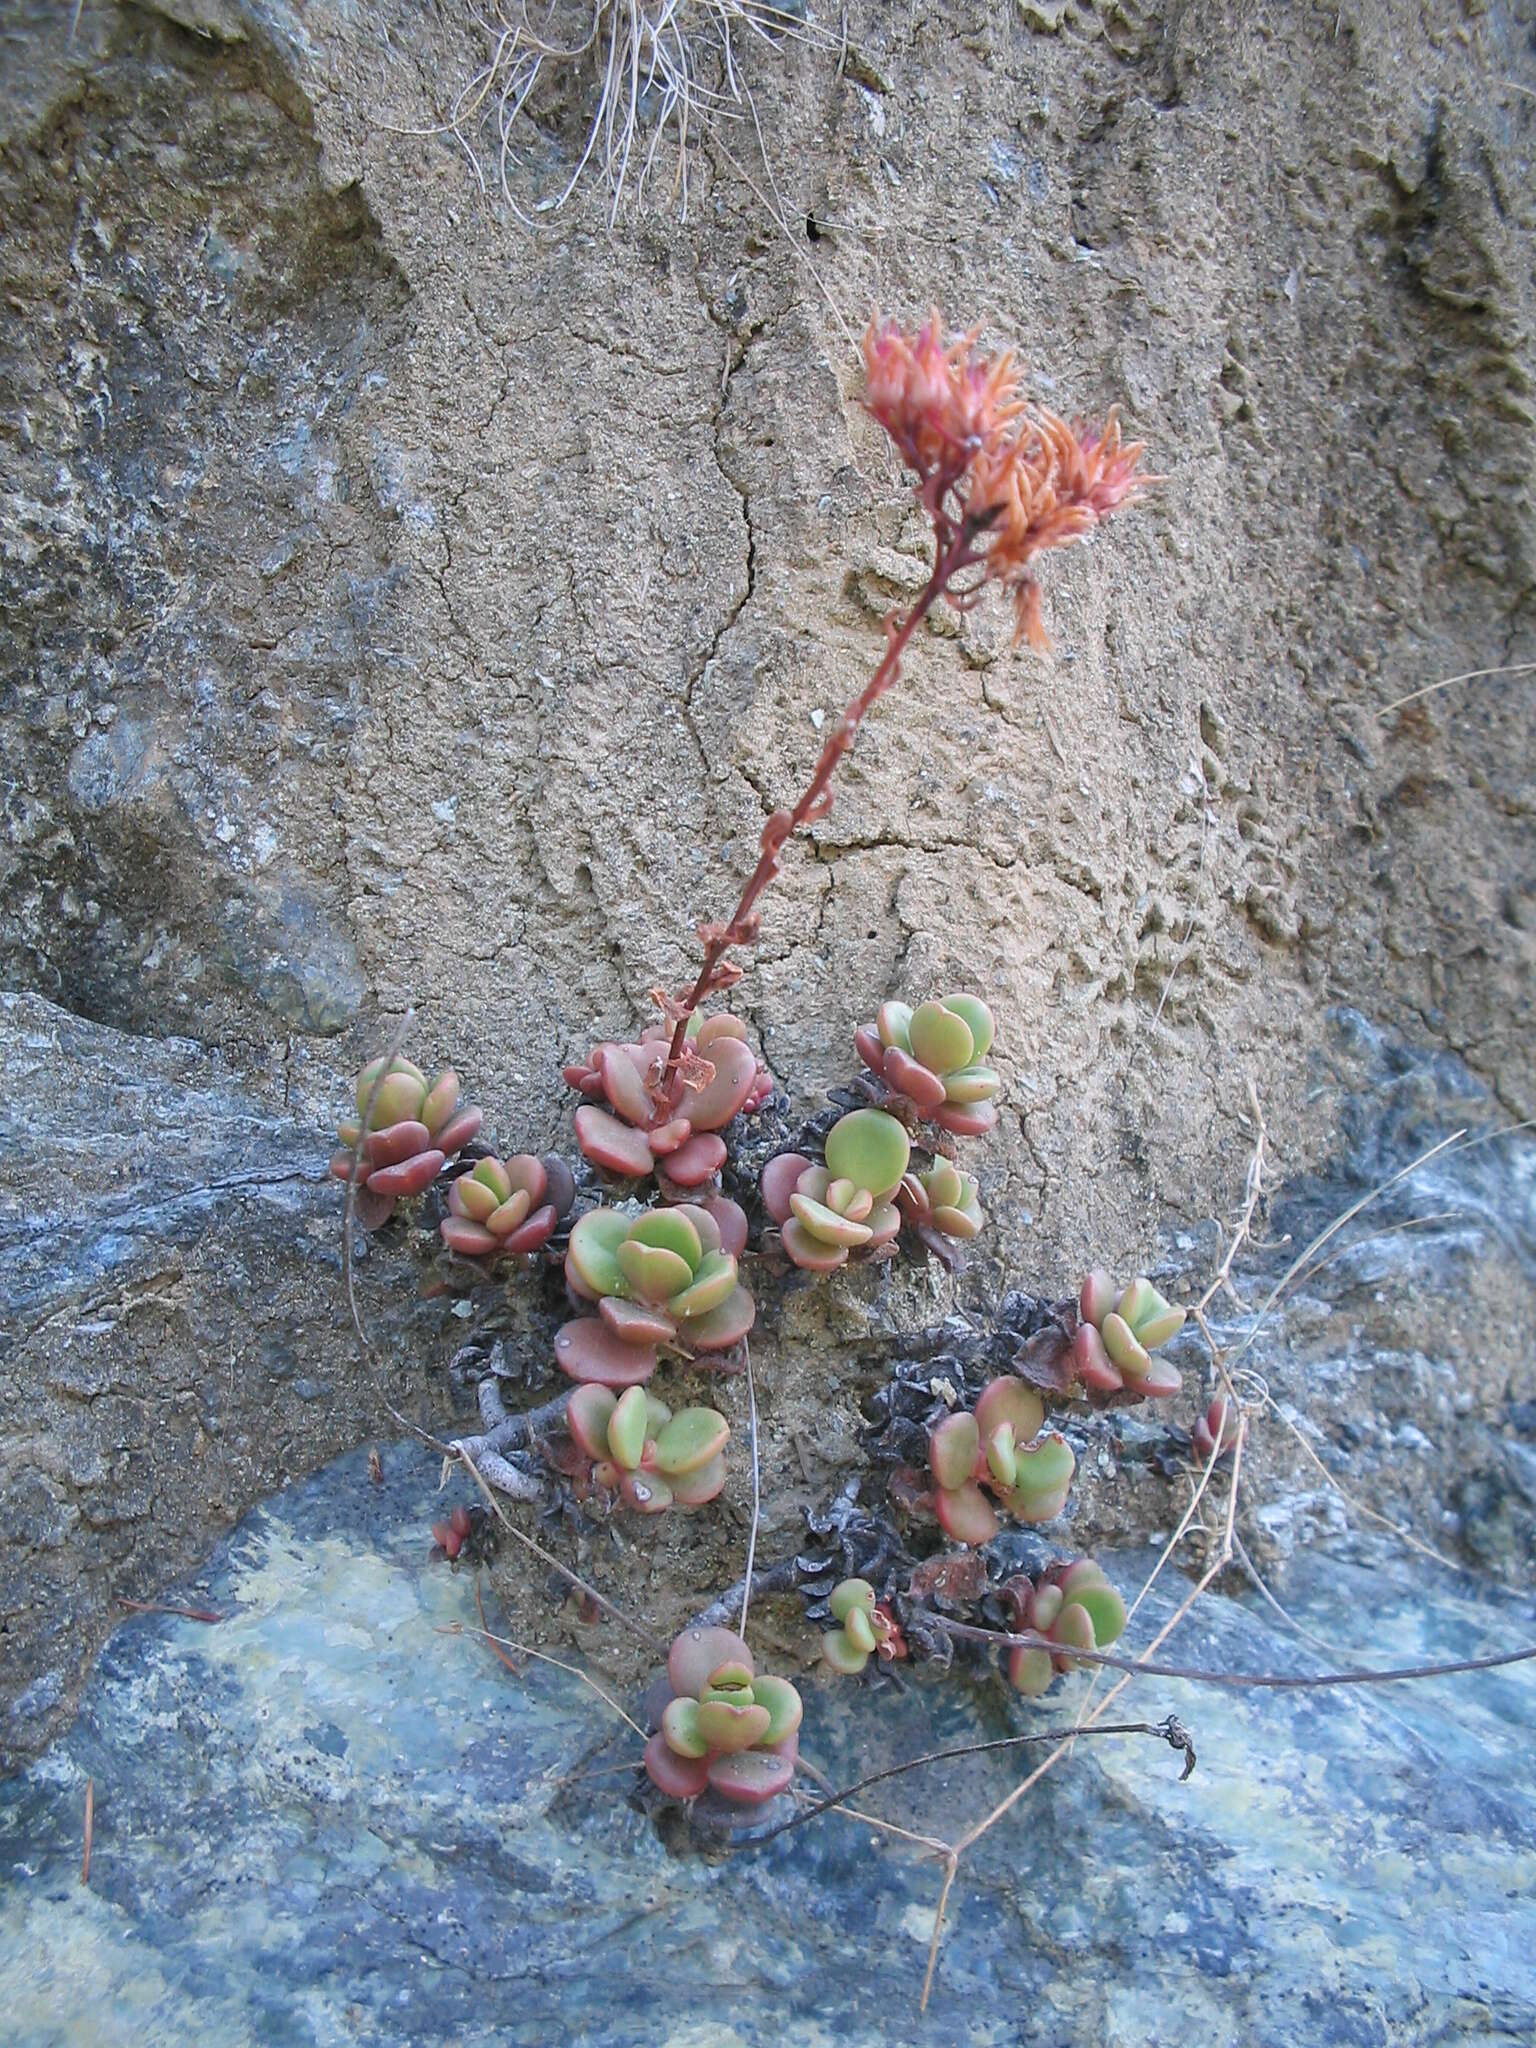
[824,1109,910,1199]
[615,1238,694,1306]
[930,1412,980,1491]
[566,1208,633,1298]
[829,1578,875,1623]
[652,1406,729,1477]
[628,1208,703,1268]
[661,1697,709,1758]
[666,1248,739,1319]
[908,1000,975,1075]
[941,994,995,1058]
[607,1385,650,1470]
[750,1674,803,1745]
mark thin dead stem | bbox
[446,1616,648,1738]
[1376,658,1536,717]
[738,1334,761,1634]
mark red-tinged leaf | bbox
[554,1318,657,1388]
[365,1149,446,1198]
[702,1195,749,1258]
[501,1204,558,1255]
[706,1749,795,1805]
[541,1153,576,1219]
[854,1026,887,1078]
[931,1101,998,1138]
[647,1117,693,1157]
[684,1036,758,1131]
[661,1132,728,1188]
[934,1480,998,1547]
[779,1217,848,1272]
[884,1046,947,1113]
[677,1284,755,1353]
[644,1731,711,1799]
[433,1107,483,1155]
[599,1296,678,1346]
[597,1043,652,1126]
[361,1119,432,1169]
[668,1626,753,1699]
[574,1105,656,1177]
[440,1216,501,1256]
[1072,1322,1123,1392]
[761,1153,812,1226]
[566,1384,617,1461]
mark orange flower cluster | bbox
[862,311,1149,649]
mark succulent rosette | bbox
[821,1578,903,1674]
[555,1198,754,1385]
[440,1152,576,1260]
[1072,1270,1185,1399]
[855,995,1001,1136]
[565,1385,729,1514]
[644,1626,803,1806]
[331,1056,483,1228]
[1001,1561,1127,1697]
[1192,1392,1240,1462]
[762,1108,909,1272]
[563,1012,771,1188]
[928,1377,1076,1546]
[897,1157,985,1242]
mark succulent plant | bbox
[555,1198,755,1385]
[565,1384,729,1514]
[855,996,1001,1136]
[1000,1560,1127,1696]
[563,1013,771,1188]
[1071,1270,1186,1399]
[440,1152,576,1260]
[821,1578,903,1673]
[431,1505,473,1560]
[1192,1392,1241,1462]
[927,1377,1076,1546]
[761,1108,909,1272]
[644,1625,803,1805]
[897,1157,985,1243]
[331,1057,483,1229]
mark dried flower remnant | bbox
[564,1012,771,1186]
[331,1057,483,1229]
[862,310,1151,650]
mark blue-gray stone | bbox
[1,1439,1531,2045]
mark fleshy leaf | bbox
[824,1108,910,1199]
[554,1318,657,1387]
[941,993,995,1058]
[930,1412,980,1491]
[644,1731,711,1798]
[669,1627,752,1699]
[653,1407,729,1477]
[608,1385,650,1470]
[567,1208,633,1298]
[908,999,975,1075]
[750,1674,803,1745]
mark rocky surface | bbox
[1,1438,1533,2045]
[1,0,1533,1797]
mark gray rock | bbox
[0,1439,1531,2044]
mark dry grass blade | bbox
[1376,659,1536,717]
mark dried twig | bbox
[119,1599,224,1623]
[736,1717,1195,1853]
[738,1333,761,1635]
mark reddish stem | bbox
[663,519,979,1096]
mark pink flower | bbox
[862,311,1151,647]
